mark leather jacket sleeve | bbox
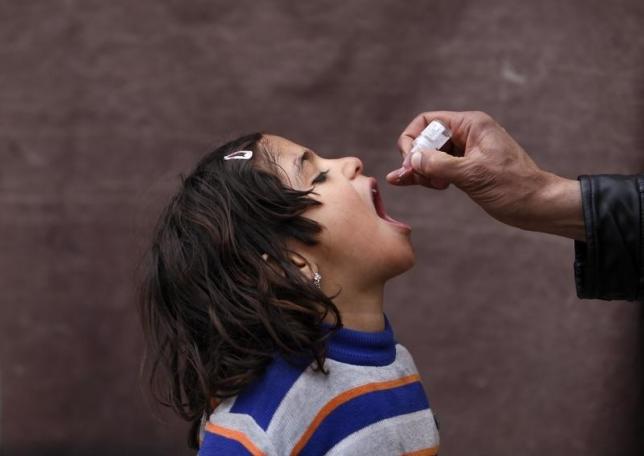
[574,174,644,301]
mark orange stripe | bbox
[205,422,265,456]
[402,446,440,456]
[290,374,421,455]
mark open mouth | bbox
[369,179,411,232]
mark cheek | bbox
[305,191,372,245]
[306,186,413,268]
[310,187,367,223]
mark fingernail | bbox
[396,167,413,183]
[386,169,401,180]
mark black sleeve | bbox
[574,174,644,301]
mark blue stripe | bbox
[199,431,253,455]
[230,356,309,429]
[300,381,430,456]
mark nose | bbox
[341,156,363,179]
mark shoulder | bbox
[199,419,275,456]
[200,356,310,455]
[388,342,421,376]
[227,356,311,430]
[263,345,434,454]
[202,344,434,455]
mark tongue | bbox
[382,212,409,228]
[375,193,410,229]
[382,212,399,223]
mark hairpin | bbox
[223,150,253,160]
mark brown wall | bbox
[2,1,643,454]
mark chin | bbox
[385,245,416,280]
[399,251,416,274]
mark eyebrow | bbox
[293,150,312,179]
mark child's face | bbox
[264,135,415,290]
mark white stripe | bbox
[325,408,440,456]
[207,411,277,454]
[212,396,235,414]
[266,344,422,453]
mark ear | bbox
[260,252,316,281]
[286,251,315,281]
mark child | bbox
[139,132,440,455]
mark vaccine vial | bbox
[410,120,452,155]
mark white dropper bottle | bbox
[394,119,454,183]
[410,119,452,155]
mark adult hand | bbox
[386,111,585,241]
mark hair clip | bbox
[223,150,253,161]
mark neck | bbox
[324,282,385,332]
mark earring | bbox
[313,272,322,288]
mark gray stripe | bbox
[325,408,439,455]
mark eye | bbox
[311,170,329,185]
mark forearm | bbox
[523,172,586,242]
[521,172,643,300]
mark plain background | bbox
[1,0,643,454]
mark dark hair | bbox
[138,133,341,448]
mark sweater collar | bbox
[323,314,397,366]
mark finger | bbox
[411,173,450,189]
[386,152,455,187]
[397,113,432,158]
[385,167,408,184]
[385,166,450,189]
[410,148,465,184]
[430,177,450,189]
[385,167,416,186]
[401,172,438,188]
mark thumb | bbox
[411,149,464,182]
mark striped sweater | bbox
[199,316,439,455]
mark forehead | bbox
[263,135,304,162]
[262,135,308,184]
